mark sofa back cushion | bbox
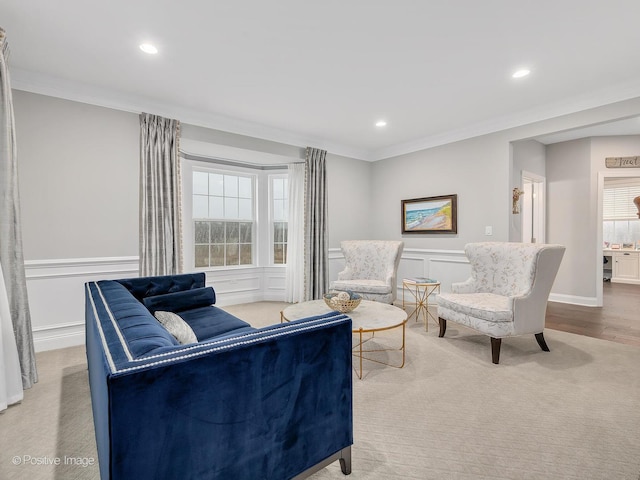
[116,272,206,302]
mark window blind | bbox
[603,185,640,220]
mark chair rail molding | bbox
[24,257,288,351]
[25,247,589,351]
[329,246,469,297]
[25,256,140,352]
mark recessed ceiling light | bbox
[375,120,387,127]
[139,43,158,55]
[512,69,530,79]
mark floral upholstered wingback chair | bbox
[437,242,565,364]
[330,240,404,304]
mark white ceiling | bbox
[2,0,640,160]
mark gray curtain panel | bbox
[0,27,38,389]
[304,147,329,300]
[139,113,183,276]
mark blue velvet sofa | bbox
[85,272,353,480]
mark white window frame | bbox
[182,156,289,272]
[183,160,258,271]
[269,173,289,266]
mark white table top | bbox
[282,299,408,332]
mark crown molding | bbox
[11,68,640,163]
[10,68,371,161]
[369,77,640,161]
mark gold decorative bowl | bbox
[323,292,362,313]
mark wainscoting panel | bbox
[25,257,139,352]
[203,266,287,305]
[329,247,468,299]
[23,248,579,352]
[428,257,472,292]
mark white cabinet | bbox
[612,251,640,284]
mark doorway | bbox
[521,171,546,244]
[596,171,640,307]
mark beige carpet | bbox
[2,301,640,479]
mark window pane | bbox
[224,175,238,197]
[211,221,225,243]
[238,176,252,198]
[274,244,284,264]
[192,170,258,269]
[226,222,239,243]
[226,244,239,265]
[194,221,209,243]
[210,245,224,266]
[273,199,285,221]
[274,222,284,242]
[282,223,288,242]
[239,223,252,243]
[195,245,209,267]
[209,173,224,196]
[225,197,238,219]
[238,198,252,219]
[273,178,284,199]
[239,244,252,265]
[283,244,287,263]
[209,196,224,218]
[193,196,209,218]
[193,172,209,195]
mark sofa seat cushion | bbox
[331,279,391,295]
[437,292,513,323]
[143,287,216,314]
[178,306,257,341]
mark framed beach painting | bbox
[401,194,457,234]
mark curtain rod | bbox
[181,151,305,170]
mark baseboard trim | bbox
[549,293,598,307]
[33,322,85,352]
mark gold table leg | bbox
[352,322,406,380]
[402,281,440,331]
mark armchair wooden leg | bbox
[535,332,550,352]
[491,337,501,364]
[438,317,447,337]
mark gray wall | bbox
[12,88,640,302]
[371,134,510,249]
[543,135,640,302]
[365,96,640,299]
[510,139,546,242]
[14,91,140,260]
[13,91,371,262]
[546,139,593,298]
[326,154,373,245]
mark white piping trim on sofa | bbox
[92,282,134,362]
[86,283,117,373]
[89,280,352,374]
[115,314,350,375]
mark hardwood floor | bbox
[546,282,640,347]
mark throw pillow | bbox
[143,287,216,314]
[154,311,198,344]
